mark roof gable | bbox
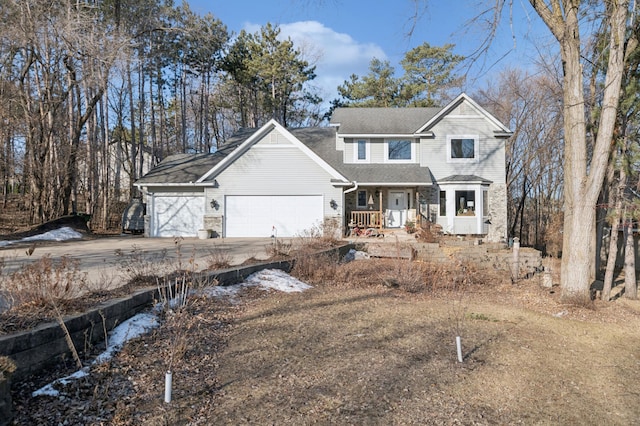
[329,94,512,138]
[416,93,511,134]
[197,119,348,183]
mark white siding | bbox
[344,138,419,164]
[370,138,385,163]
[421,116,506,184]
[258,129,292,145]
[205,128,343,236]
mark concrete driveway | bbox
[0,235,279,291]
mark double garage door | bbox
[151,195,204,237]
[225,195,323,238]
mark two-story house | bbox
[135,93,511,242]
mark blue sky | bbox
[189,0,553,103]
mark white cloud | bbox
[243,20,386,106]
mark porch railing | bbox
[350,211,382,229]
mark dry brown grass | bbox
[9,255,640,425]
[0,255,88,309]
[0,243,200,334]
[114,245,170,284]
[205,282,640,425]
[293,251,504,295]
[204,246,233,270]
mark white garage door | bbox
[225,195,323,237]
[152,195,204,237]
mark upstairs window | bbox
[385,139,413,162]
[447,135,479,163]
[354,139,369,162]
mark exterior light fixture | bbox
[329,199,338,210]
[210,199,219,210]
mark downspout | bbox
[344,181,358,194]
[343,182,358,231]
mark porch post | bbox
[447,188,455,233]
[379,191,383,230]
[476,188,483,235]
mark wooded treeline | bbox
[0,0,321,228]
[0,0,573,261]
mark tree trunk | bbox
[529,1,629,302]
[602,212,621,301]
[127,60,137,198]
[602,165,626,301]
[623,218,638,300]
[138,64,145,179]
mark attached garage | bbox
[225,195,324,237]
[151,195,204,237]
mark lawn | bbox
[10,258,640,425]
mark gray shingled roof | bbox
[135,153,216,184]
[137,125,433,186]
[330,107,441,134]
[439,175,493,184]
[136,133,250,185]
[292,128,433,185]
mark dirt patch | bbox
[9,261,640,425]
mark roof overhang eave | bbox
[338,132,434,138]
[438,180,493,185]
[355,182,433,187]
[134,182,217,188]
[494,131,513,138]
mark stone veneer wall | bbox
[203,215,223,237]
[487,183,508,243]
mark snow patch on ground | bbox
[0,226,82,247]
[200,284,243,299]
[93,313,159,364]
[343,248,370,262]
[200,268,312,301]
[32,313,159,397]
[32,269,310,398]
[244,268,312,292]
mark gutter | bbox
[338,132,434,138]
[134,182,217,188]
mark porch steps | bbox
[365,242,415,260]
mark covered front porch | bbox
[345,186,425,231]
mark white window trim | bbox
[384,139,415,163]
[353,139,370,163]
[356,189,368,208]
[446,135,479,163]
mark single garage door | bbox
[225,195,323,237]
[152,195,204,237]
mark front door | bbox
[387,191,406,228]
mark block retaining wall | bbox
[0,259,295,384]
[0,243,353,390]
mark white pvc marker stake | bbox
[165,371,172,403]
[456,336,463,363]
